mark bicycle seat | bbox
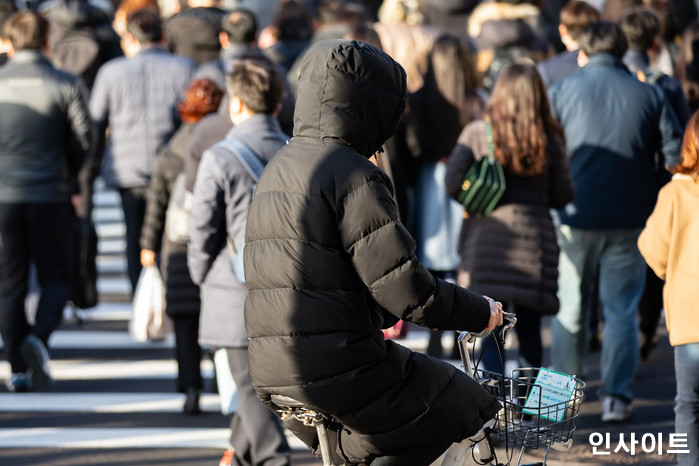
[271,394,335,465]
[271,394,308,409]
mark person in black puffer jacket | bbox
[244,39,503,466]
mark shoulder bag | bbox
[456,119,506,216]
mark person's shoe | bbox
[6,373,32,392]
[601,396,631,422]
[20,335,53,391]
[183,387,200,415]
[219,449,234,466]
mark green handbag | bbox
[456,119,506,216]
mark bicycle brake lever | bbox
[497,312,517,345]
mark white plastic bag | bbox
[129,265,171,342]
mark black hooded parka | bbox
[244,39,501,464]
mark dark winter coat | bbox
[244,39,501,464]
[139,123,200,318]
[548,53,683,229]
[536,49,579,88]
[0,50,94,203]
[623,49,692,129]
[44,0,123,90]
[445,120,575,314]
[165,6,225,67]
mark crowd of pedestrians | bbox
[0,0,698,464]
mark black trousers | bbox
[172,314,202,392]
[639,265,664,341]
[223,348,290,466]
[118,187,148,293]
[0,202,73,373]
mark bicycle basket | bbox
[474,368,585,450]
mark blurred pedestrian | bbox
[139,78,224,414]
[112,0,159,38]
[468,0,553,93]
[0,0,17,66]
[446,63,574,372]
[259,0,314,73]
[638,110,699,466]
[407,34,486,358]
[43,0,123,221]
[620,6,692,361]
[0,10,95,392]
[43,0,123,92]
[90,8,195,293]
[548,21,682,422]
[165,0,225,66]
[537,0,600,88]
[194,8,265,90]
[373,0,436,94]
[675,20,699,114]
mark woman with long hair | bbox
[445,63,575,371]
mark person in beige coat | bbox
[638,110,699,466]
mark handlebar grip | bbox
[459,312,517,340]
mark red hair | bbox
[177,78,224,124]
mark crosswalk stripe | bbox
[0,359,214,380]
[0,427,230,449]
[0,393,222,413]
[0,427,309,450]
[0,330,175,350]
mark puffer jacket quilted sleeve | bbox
[336,156,491,330]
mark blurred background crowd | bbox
[1,0,699,463]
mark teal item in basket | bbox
[456,119,506,216]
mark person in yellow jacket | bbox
[638,110,699,466]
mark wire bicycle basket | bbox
[475,368,585,451]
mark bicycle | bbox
[438,312,585,466]
[271,312,585,466]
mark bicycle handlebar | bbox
[459,311,517,344]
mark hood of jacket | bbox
[292,39,407,158]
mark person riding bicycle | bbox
[243,39,504,466]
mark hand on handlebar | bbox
[482,295,503,333]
